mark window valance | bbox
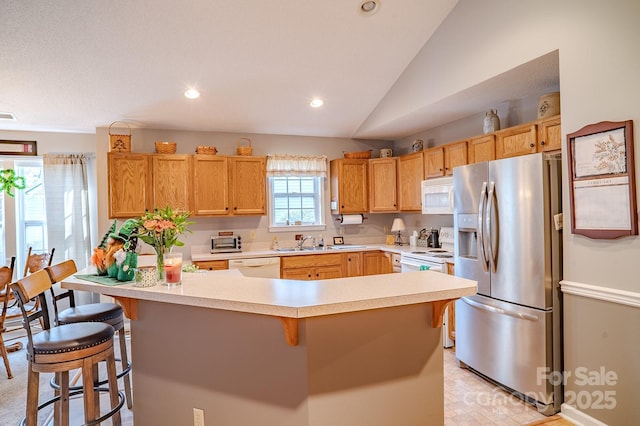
[266,154,328,178]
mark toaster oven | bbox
[211,235,242,253]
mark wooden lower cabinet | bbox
[343,252,363,277]
[280,253,344,280]
[446,262,456,343]
[193,260,229,271]
[363,251,393,275]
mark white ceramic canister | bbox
[537,92,560,119]
[380,148,393,158]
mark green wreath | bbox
[0,169,26,197]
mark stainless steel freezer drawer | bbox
[455,294,556,409]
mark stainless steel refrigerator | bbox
[453,153,563,415]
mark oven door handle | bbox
[400,259,433,269]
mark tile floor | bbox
[443,347,549,425]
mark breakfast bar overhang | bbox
[62,270,476,426]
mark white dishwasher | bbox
[228,257,281,278]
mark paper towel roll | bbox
[340,214,364,225]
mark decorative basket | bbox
[343,150,372,159]
[155,141,177,154]
[236,138,253,156]
[108,121,131,152]
[196,146,217,155]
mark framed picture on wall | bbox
[0,140,37,156]
[566,120,637,239]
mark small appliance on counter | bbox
[211,233,242,253]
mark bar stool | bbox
[0,257,16,379]
[46,259,133,409]
[10,269,123,426]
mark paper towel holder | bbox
[335,214,367,224]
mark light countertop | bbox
[62,269,476,319]
[191,244,453,262]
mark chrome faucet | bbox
[298,235,316,249]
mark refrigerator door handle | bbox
[477,182,489,271]
[462,296,539,322]
[486,181,498,273]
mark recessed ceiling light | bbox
[184,88,200,99]
[310,99,324,108]
[359,0,379,15]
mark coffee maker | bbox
[427,228,440,248]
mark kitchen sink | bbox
[274,247,328,252]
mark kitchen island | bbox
[62,270,476,426]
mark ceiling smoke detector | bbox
[359,0,379,15]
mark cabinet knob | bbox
[341,205,344,208]
[225,207,229,211]
[234,207,237,210]
[529,143,535,148]
[540,140,546,145]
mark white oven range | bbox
[399,249,452,273]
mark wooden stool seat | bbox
[31,322,114,358]
[57,303,125,329]
[11,269,123,426]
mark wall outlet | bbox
[339,226,344,235]
[383,225,389,234]
[249,230,256,240]
[193,408,205,426]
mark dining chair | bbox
[0,257,16,379]
[10,269,123,426]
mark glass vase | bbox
[155,247,168,285]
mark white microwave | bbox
[421,176,454,214]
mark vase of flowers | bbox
[133,206,192,285]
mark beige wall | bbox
[374,0,640,423]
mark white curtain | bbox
[43,154,91,270]
[266,154,328,177]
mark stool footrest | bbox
[20,388,124,426]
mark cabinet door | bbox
[281,268,313,280]
[495,124,538,159]
[538,116,562,152]
[315,265,343,280]
[229,156,266,215]
[468,135,496,164]
[193,155,229,216]
[363,251,393,275]
[152,155,191,211]
[193,260,228,271]
[423,147,445,178]
[444,141,468,175]
[108,153,152,218]
[397,152,423,211]
[369,158,398,212]
[344,252,363,277]
[330,159,369,214]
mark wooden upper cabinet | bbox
[495,123,538,159]
[369,157,398,213]
[229,156,266,215]
[468,134,496,164]
[538,115,562,152]
[152,155,191,212]
[330,159,369,214]
[108,153,152,218]
[444,140,468,175]
[397,152,423,211]
[423,147,444,178]
[192,155,229,216]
